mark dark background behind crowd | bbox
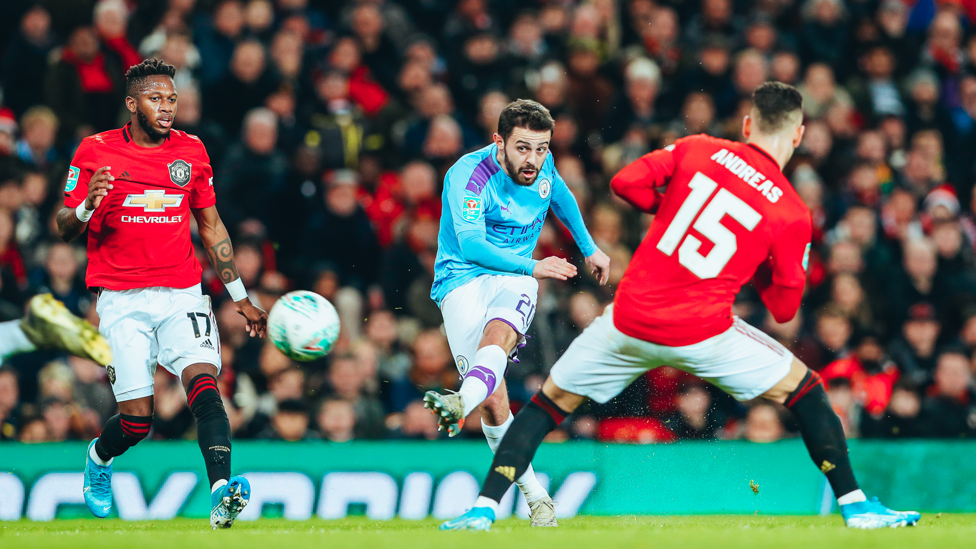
[1,0,976,446]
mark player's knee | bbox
[481,320,519,351]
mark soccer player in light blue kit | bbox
[424,99,609,526]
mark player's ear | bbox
[794,124,805,148]
[124,96,137,114]
[742,115,752,139]
[492,132,504,149]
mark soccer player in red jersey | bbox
[442,83,921,530]
[56,59,266,529]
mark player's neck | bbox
[128,120,168,148]
[745,135,791,172]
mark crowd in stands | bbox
[1,0,976,445]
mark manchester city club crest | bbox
[456,355,469,375]
[539,178,551,199]
[106,365,116,385]
[168,159,192,187]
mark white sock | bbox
[837,489,867,505]
[482,414,549,505]
[89,441,112,466]
[212,479,228,493]
[457,345,508,415]
[0,321,35,359]
[474,496,499,514]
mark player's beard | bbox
[502,151,538,186]
[137,108,170,141]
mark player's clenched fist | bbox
[533,256,578,281]
[85,166,114,210]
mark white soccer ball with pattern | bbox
[267,290,340,361]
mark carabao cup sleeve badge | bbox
[461,196,483,221]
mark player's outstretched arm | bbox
[192,205,268,338]
[57,166,114,242]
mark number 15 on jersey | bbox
[657,172,762,280]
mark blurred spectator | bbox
[315,398,356,442]
[217,107,288,228]
[258,398,314,441]
[822,331,900,417]
[31,243,90,316]
[14,106,59,173]
[919,351,976,438]
[44,26,125,144]
[206,40,278,136]
[302,169,380,290]
[744,403,785,442]
[1,6,55,117]
[323,353,385,438]
[861,379,927,438]
[195,0,245,86]
[387,329,454,412]
[389,399,440,440]
[889,302,941,386]
[0,366,20,440]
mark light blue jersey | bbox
[431,144,597,304]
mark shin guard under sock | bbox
[187,374,232,488]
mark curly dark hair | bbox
[752,82,803,133]
[125,58,177,97]
[497,99,554,141]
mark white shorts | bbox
[439,274,538,376]
[550,306,793,403]
[96,284,221,401]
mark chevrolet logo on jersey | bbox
[123,190,184,212]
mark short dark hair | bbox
[497,99,554,141]
[125,58,177,97]
[751,82,803,133]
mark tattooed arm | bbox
[192,206,268,337]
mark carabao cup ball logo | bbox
[168,159,192,187]
[539,179,551,199]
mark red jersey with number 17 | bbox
[612,134,812,346]
[64,123,216,291]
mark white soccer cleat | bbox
[529,497,558,527]
[423,390,465,437]
[20,294,112,366]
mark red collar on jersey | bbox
[121,121,170,144]
[746,143,778,170]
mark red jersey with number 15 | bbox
[612,134,812,346]
[64,124,216,291]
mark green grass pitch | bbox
[3,515,976,549]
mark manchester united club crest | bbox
[168,159,192,187]
[106,365,116,385]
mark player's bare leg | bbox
[759,358,920,528]
[180,363,249,529]
[441,377,584,530]
[425,319,556,526]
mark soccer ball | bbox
[267,290,340,361]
